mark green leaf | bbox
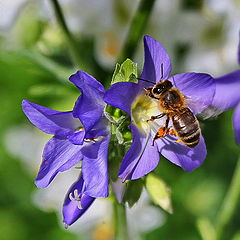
[145,173,173,213]
[123,179,144,207]
[111,59,138,84]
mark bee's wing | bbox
[185,96,223,120]
[197,106,224,120]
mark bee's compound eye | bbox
[166,81,173,88]
[153,86,164,94]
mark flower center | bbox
[131,93,163,133]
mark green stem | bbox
[118,0,156,62]
[113,199,129,240]
[50,0,84,69]
[196,218,216,240]
[216,156,240,240]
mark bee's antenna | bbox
[160,63,164,79]
[137,78,155,84]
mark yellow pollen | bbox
[131,93,161,133]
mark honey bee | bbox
[142,79,201,148]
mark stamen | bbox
[84,136,104,143]
[69,189,83,209]
[84,138,97,143]
[77,200,83,210]
[64,223,69,229]
[69,192,75,201]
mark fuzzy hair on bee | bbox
[139,77,201,148]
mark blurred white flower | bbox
[4,125,46,174]
[0,0,26,31]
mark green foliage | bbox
[145,173,173,214]
[123,179,144,207]
[106,59,136,147]
[232,232,240,240]
[111,59,138,84]
[196,218,216,240]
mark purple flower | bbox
[212,33,240,144]
[22,71,110,226]
[104,35,215,181]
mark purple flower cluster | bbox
[22,71,110,226]
[23,34,240,226]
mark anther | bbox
[69,189,83,209]
[84,138,97,143]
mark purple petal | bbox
[63,176,95,226]
[233,102,240,144]
[104,82,142,115]
[81,135,110,198]
[35,136,83,188]
[212,70,240,110]
[68,131,85,145]
[69,71,106,133]
[169,73,215,114]
[84,118,110,139]
[22,100,78,136]
[157,135,206,171]
[140,35,172,84]
[118,123,160,180]
[238,31,240,65]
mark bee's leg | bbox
[152,116,170,146]
[164,116,170,132]
[169,129,176,136]
[152,128,164,146]
[147,113,166,122]
[168,129,182,143]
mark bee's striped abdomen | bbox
[172,108,200,148]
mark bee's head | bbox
[147,80,173,99]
